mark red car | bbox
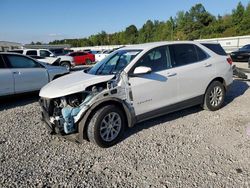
[68,51,95,65]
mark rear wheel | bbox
[60,62,71,71]
[87,105,125,148]
[203,81,225,111]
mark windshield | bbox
[88,50,141,75]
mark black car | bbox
[230,44,250,62]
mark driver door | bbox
[128,46,179,117]
[3,54,49,93]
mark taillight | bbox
[227,57,233,65]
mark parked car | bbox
[230,44,250,62]
[95,49,114,62]
[68,51,95,65]
[10,49,75,70]
[39,41,233,147]
[0,52,69,97]
[90,50,101,55]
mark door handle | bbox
[167,72,177,77]
[204,63,212,67]
[13,71,21,75]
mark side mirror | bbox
[133,66,152,75]
[50,54,55,57]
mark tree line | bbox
[47,2,250,47]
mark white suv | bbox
[10,49,75,70]
[39,41,233,147]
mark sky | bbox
[0,0,249,44]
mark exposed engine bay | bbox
[40,72,132,135]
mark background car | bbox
[0,52,69,97]
[10,49,75,70]
[90,50,101,55]
[95,49,114,62]
[230,44,250,62]
[68,51,95,65]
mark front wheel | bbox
[87,105,125,148]
[203,81,225,111]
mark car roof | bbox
[121,41,204,51]
[23,49,49,50]
[200,42,220,45]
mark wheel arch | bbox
[52,73,69,80]
[206,77,227,92]
[203,77,227,104]
[77,98,136,143]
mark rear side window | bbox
[201,43,227,56]
[169,44,198,67]
[26,50,38,56]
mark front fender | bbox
[77,97,136,143]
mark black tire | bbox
[203,81,225,111]
[60,62,71,71]
[87,105,125,148]
[85,59,92,65]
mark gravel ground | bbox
[0,79,250,187]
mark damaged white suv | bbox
[39,41,233,147]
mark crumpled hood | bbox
[39,71,114,99]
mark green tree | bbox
[232,2,245,25]
[124,25,138,44]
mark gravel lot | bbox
[0,79,250,187]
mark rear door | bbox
[0,55,14,96]
[3,54,49,93]
[169,44,215,101]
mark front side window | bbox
[88,50,141,75]
[40,50,52,57]
[134,46,171,72]
[169,44,198,67]
[6,55,40,68]
[26,50,37,56]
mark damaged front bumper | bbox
[40,99,82,143]
[41,106,59,135]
